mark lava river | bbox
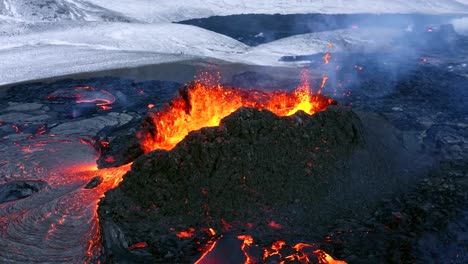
[0,135,130,263]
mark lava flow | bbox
[0,136,131,263]
[47,85,116,110]
[139,71,334,153]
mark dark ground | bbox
[179,13,463,46]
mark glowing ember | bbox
[320,76,329,92]
[314,249,347,264]
[12,124,20,134]
[176,227,195,238]
[354,65,364,71]
[27,124,47,140]
[128,242,148,251]
[138,72,333,153]
[263,240,346,264]
[207,228,216,236]
[268,220,282,229]
[324,53,331,64]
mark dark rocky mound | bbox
[98,106,423,262]
[0,180,47,204]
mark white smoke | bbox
[451,16,468,35]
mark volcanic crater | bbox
[96,76,424,263]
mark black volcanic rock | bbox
[98,106,423,262]
[97,133,143,169]
[85,176,103,189]
[0,180,47,204]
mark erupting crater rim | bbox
[137,71,335,153]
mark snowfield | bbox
[0,22,249,85]
[0,45,196,86]
[0,21,408,85]
[1,0,467,23]
[0,0,131,22]
[87,0,468,23]
[0,0,467,85]
[0,22,249,55]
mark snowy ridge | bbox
[88,0,468,22]
[1,0,468,23]
[0,0,131,22]
[0,23,249,85]
[0,23,248,55]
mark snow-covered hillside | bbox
[88,0,468,23]
[0,0,130,22]
[0,0,467,86]
[0,45,195,86]
[1,0,468,23]
[0,22,248,55]
[0,22,251,85]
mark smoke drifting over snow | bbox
[452,16,468,34]
[273,14,464,99]
[0,0,466,87]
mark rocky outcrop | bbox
[0,180,47,204]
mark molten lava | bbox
[247,237,345,264]
[47,85,116,110]
[139,72,334,153]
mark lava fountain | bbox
[138,71,333,153]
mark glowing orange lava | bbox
[238,235,255,263]
[263,240,346,264]
[195,234,347,264]
[324,53,331,64]
[47,85,116,110]
[194,236,222,264]
[176,227,196,239]
[138,72,334,153]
